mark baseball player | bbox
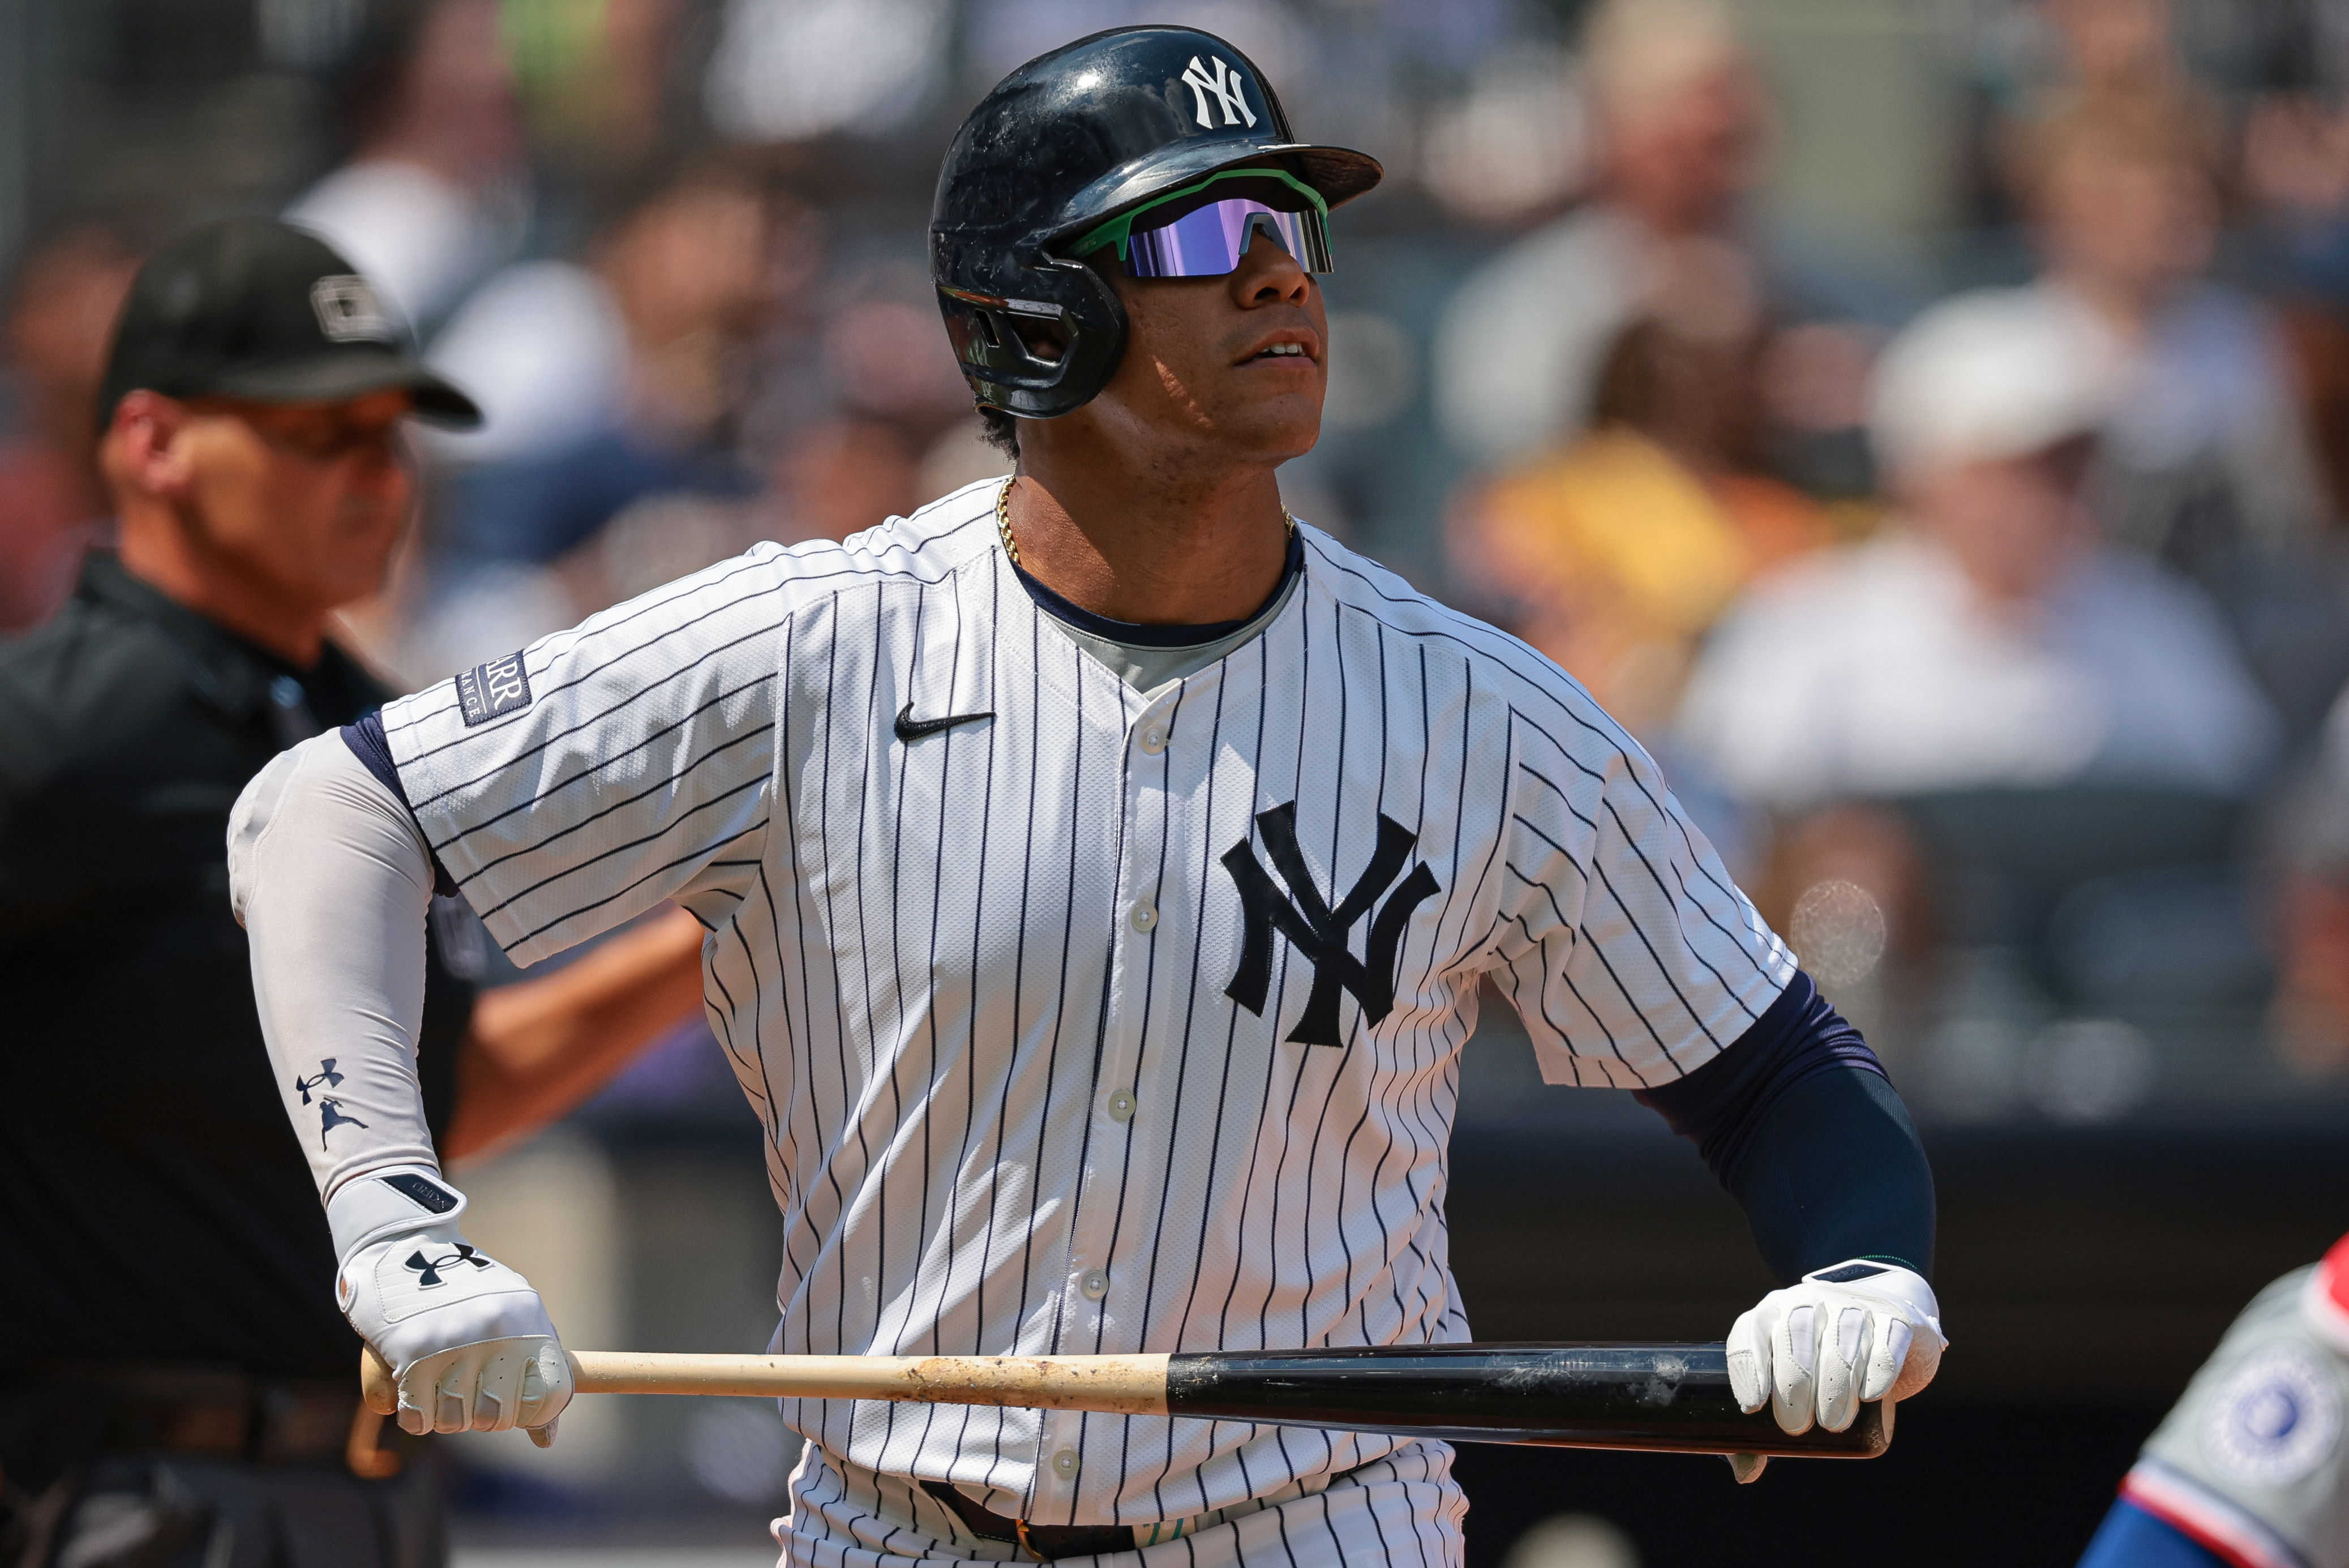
[227,27,1941,1565]
[2077,1235,2349,1568]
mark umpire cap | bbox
[931,27,1382,420]
[96,217,481,434]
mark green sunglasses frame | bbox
[1069,167,1332,264]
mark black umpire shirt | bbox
[0,552,471,1378]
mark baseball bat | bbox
[361,1342,1889,1459]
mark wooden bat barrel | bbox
[361,1342,1889,1460]
[1164,1343,1888,1459]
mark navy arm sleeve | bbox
[341,711,459,897]
[1635,971,1935,1283]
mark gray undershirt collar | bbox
[1041,566,1303,694]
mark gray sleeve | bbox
[228,732,441,1201]
[2126,1266,2349,1568]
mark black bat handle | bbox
[1163,1343,1890,1459]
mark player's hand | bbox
[329,1164,573,1441]
[1727,1259,1944,1436]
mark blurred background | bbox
[6,0,2349,1562]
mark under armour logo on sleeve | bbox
[1221,802,1441,1046]
[292,1059,344,1104]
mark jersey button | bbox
[1080,1269,1109,1300]
[1107,1089,1136,1123]
[1129,901,1157,933]
[1053,1449,1081,1479]
[1139,723,1169,755]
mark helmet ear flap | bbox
[937,258,1126,420]
[941,297,1054,371]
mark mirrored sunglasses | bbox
[1120,199,1333,279]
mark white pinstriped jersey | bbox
[378,477,1794,1527]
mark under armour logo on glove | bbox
[1221,802,1441,1046]
[292,1058,344,1104]
[406,1244,495,1288]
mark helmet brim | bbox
[1043,142,1382,252]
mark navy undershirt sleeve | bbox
[1635,971,1935,1283]
[340,711,458,897]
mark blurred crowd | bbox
[5,0,2349,1121]
[1441,0,2349,1116]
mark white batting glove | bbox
[1728,1259,1945,1436]
[329,1166,573,1441]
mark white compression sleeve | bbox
[229,731,441,1201]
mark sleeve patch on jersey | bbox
[456,653,533,727]
[2198,1344,2342,1488]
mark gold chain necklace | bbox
[994,477,1022,567]
[994,477,1296,570]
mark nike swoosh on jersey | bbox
[894,702,995,742]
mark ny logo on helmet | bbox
[1181,55,1257,130]
[1221,802,1440,1046]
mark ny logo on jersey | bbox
[404,1243,492,1288]
[317,1096,369,1149]
[1221,802,1441,1046]
[1180,55,1257,130]
[292,1058,344,1104]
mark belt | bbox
[921,1481,1143,1561]
[918,1460,1366,1562]
[10,1365,410,1477]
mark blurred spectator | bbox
[2269,691,2349,1075]
[504,0,690,190]
[285,0,528,335]
[2240,92,2349,535]
[1677,287,2278,812]
[707,0,951,143]
[2042,0,2196,102]
[0,226,140,632]
[430,157,805,512]
[2242,90,2349,309]
[2011,89,2330,573]
[399,157,803,676]
[766,419,920,547]
[1434,0,1771,466]
[1447,292,1832,736]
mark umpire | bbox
[0,219,704,1567]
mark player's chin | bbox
[1208,388,1324,461]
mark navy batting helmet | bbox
[930,27,1382,420]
